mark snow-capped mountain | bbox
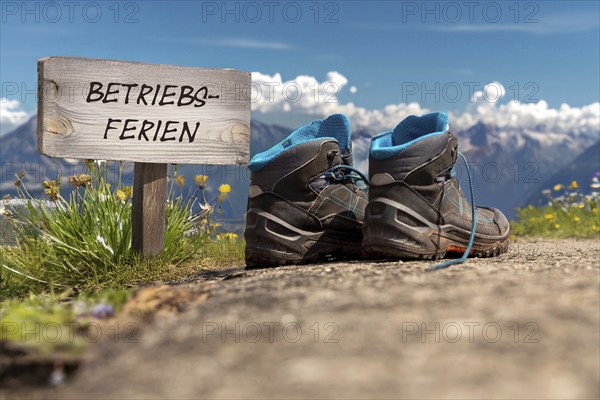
[454,121,598,214]
[1,116,598,220]
[0,117,83,195]
[523,140,600,208]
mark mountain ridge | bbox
[1,116,598,220]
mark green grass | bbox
[0,238,244,356]
[0,289,126,354]
[1,162,245,355]
[0,162,244,299]
[512,178,600,238]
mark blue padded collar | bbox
[370,112,449,160]
[249,114,351,172]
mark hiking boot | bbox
[245,114,369,267]
[362,112,510,262]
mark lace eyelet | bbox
[327,149,339,160]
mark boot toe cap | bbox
[490,207,510,237]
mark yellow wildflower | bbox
[544,214,555,220]
[573,216,580,223]
[217,233,238,240]
[553,184,563,191]
[115,189,127,202]
[195,175,209,189]
[175,175,185,186]
[554,224,560,229]
[529,217,536,222]
[42,179,60,201]
[115,186,133,202]
[219,184,231,194]
[218,184,231,203]
[69,174,92,188]
[568,180,578,190]
[578,203,584,209]
[592,225,599,232]
[122,186,133,200]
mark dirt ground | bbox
[3,238,600,399]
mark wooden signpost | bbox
[37,56,251,255]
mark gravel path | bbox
[31,239,600,399]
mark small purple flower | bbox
[92,303,114,319]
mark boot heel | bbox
[244,210,309,267]
[361,199,446,260]
[245,209,364,268]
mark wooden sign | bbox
[37,56,250,164]
[37,56,251,255]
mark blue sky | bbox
[1,0,599,132]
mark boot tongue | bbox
[316,113,352,154]
[392,112,449,146]
[318,139,343,169]
[305,113,352,165]
[309,139,344,193]
[316,114,352,165]
[277,114,351,165]
[341,148,353,166]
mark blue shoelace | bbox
[427,152,477,271]
[326,164,370,188]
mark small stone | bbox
[49,364,65,386]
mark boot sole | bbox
[244,210,362,268]
[362,198,510,261]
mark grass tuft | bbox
[512,177,600,238]
[0,162,244,299]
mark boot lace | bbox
[311,164,370,193]
[428,151,477,271]
[325,164,370,189]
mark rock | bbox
[0,199,56,246]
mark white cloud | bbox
[153,35,292,50]
[349,86,358,94]
[251,72,600,138]
[434,13,599,35]
[476,81,505,103]
[186,37,291,50]
[0,99,30,135]
[251,71,431,129]
[435,24,543,33]
[251,71,352,114]
[212,38,291,50]
[455,98,600,137]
